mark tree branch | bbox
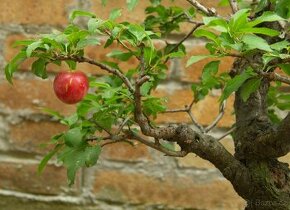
[186,0,217,16]
[228,0,239,13]
[205,100,226,132]
[167,22,204,55]
[128,131,188,157]
[248,113,290,158]
[165,124,251,196]
[161,98,205,132]
[52,55,135,93]
[217,126,236,141]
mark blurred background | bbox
[1,0,283,210]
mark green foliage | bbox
[220,68,256,102]
[58,144,101,185]
[4,0,290,186]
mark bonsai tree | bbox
[4,0,290,209]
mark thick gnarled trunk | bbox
[232,57,290,209]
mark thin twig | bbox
[188,111,205,132]
[228,0,239,13]
[53,55,135,93]
[161,98,205,132]
[205,100,226,132]
[217,127,236,141]
[186,0,217,16]
[167,22,204,55]
[162,108,188,113]
[100,139,135,147]
[115,117,131,135]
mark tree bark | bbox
[232,55,290,209]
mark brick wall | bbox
[0,1,284,210]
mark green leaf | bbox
[276,0,290,19]
[140,82,153,96]
[240,78,262,102]
[278,64,290,75]
[165,51,185,59]
[61,114,78,126]
[201,61,220,82]
[65,60,77,70]
[31,58,47,79]
[255,0,268,13]
[69,10,96,22]
[127,24,146,42]
[109,8,122,20]
[186,55,214,67]
[76,37,100,49]
[64,127,84,147]
[220,68,255,101]
[59,144,102,185]
[26,41,43,57]
[107,50,133,61]
[248,11,284,27]
[229,9,250,31]
[104,36,114,48]
[143,97,166,118]
[205,18,228,32]
[242,34,272,52]
[42,108,64,120]
[5,50,27,84]
[194,29,218,41]
[161,142,175,151]
[12,40,35,47]
[127,0,139,11]
[271,40,289,51]
[84,145,101,167]
[38,144,62,175]
[239,27,280,36]
[94,110,115,130]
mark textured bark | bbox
[231,55,290,209]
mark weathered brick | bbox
[0,161,78,195]
[0,0,74,25]
[102,141,151,162]
[177,137,235,169]
[153,88,235,127]
[0,78,76,115]
[93,170,245,209]
[181,44,235,83]
[0,195,87,210]
[9,121,66,154]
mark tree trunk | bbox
[231,55,290,209]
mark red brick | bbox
[9,121,67,154]
[93,170,245,209]
[102,141,151,162]
[0,161,78,195]
[0,0,74,25]
[0,79,76,115]
[181,44,235,83]
[153,88,235,127]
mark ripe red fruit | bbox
[53,71,89,104]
